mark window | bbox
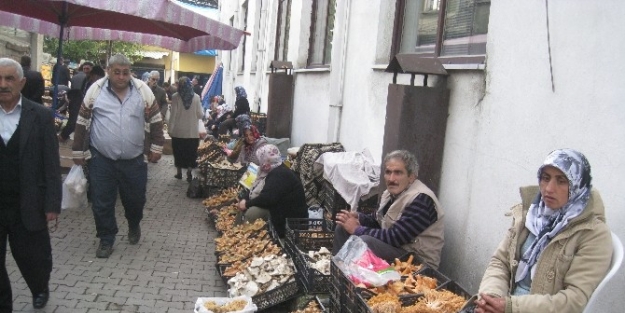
[392,0,490,63]
[274,0,292,61]
[238,1,248,73]
[251,0,267,72]
[307,0,336,67]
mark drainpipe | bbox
[255,0,269,113]
[328,0,351,142]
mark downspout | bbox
[329,0,351,142]
[256,0,270,113]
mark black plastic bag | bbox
[186,178,204,198]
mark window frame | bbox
[391,0,488,65]
[307,0,336,68]
[238,1,249,74]
[273,0,291,62]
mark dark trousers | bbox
[0,207,52,313]
[218,118,236,135]
[88,148,147,245]
[59,95,82,140]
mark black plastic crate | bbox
[437,280,473,300]
[252,279,300,311]
[216,263,235,285]
[330,259,362,313]
[393,252,426,275]
[459,294,478,313]
[416,267,452,288]
[287,241,332,294]
[285,218,334,249]
[328,294,341,313]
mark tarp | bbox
[201,63,223,110]
[313,149,381,210]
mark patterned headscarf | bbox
[235,114,253,132]
[215,105,225,119]
[235,86,247,100]
[249,144,282,193]
[256,144,282,174]
[178,77,195,110]
[515,149,592,282]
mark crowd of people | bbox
[0,51,616,313]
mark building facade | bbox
[218,1,625,311]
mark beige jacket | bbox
[479,186,613,313]
[167,92,203,139]
[378,179,445,269]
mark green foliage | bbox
[43,37,144,64]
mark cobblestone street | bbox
[7,155,228,312]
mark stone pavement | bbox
[7,155,228,312]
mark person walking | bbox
[19,55,45,105]
[168,76,203,181]
[51,57,70,87]
[59,62,94,142]
[147,71,168,120]
[0,58,62,312]
[71,54,164,258]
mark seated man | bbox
[332,150,445,269]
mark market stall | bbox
[196,142,477,312]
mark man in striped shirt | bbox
[332,150,445,269]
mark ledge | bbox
[372,62,485,71]
[293,67,331,73]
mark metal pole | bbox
[52,2,68,112]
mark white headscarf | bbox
[515,149,592,282]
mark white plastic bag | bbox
[61,165,88,210]
[333,235,401,287]
[198,119,207,139]
[194,296,257,313]
[164,104,171,124]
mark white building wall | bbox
[437,2,625,311]
[219,1,625,311]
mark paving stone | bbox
[7,155,220,312]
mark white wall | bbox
[437,1,625,311]
[220,1,625,311]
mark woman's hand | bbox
[237,199,247,211]
[336,210,360,234]
[475,293,505,313]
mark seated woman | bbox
[476,149,613,313]
[206,101,232,139]
[219,86,250,135]
[236,144,308,237]
[230,114,267,166]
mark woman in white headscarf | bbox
[235,144,308,237]
[476,149,613,313]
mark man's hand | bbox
[336,209,360,234]
[148,152,161,163]
[237,199,247,211]
[46,212,59,222]
[73,158,85,166]
[475,293,505,313]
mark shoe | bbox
[128,225,141,245]
[186,172,192,182]
[174,173,182,179]
[96,242,113,258]
[33,288,49,309]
